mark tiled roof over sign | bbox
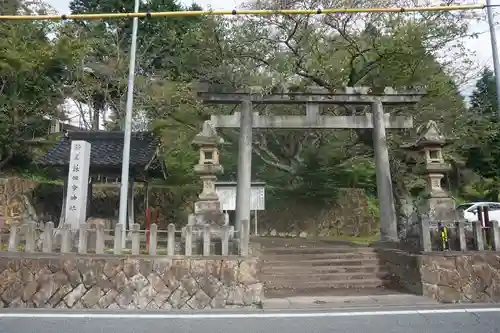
[37,131,161,170]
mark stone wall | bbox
[0,178,62,224]
[0,253,262,309]
[0,177,377,236]
[379,249,500,303]
[258,188,378,237]
[0,177,197,228]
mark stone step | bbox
[264,278,387,290]
[260,264,385,274]
[263,287,393,299]
[260,258,380,268]
[261,271,388,283]
[262,252,379,262]
[261,247,376,255]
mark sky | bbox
[44,0,500,127]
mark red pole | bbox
[153,207,159,223]
[145,207,151,250]
[484,206,491,248]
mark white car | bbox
[456,202,500,224]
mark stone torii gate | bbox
[197,85,426,244]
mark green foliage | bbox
[4,0,499,223]
[366,196,380,220]
[69,0,207,78]
[0,0,19,14]
[461,178,497,201]
[277,153,377,204]
[470,68,497,116]
[460,72,500,201]
[0,11,86,171]
[464,118,500,179]
[65,0,220,136]
[209,0,476,209]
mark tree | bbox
[3,0,497,231]
[0,8,86,170]
[205,0,475,203]
[57,0,483,210]
[0,0,20,14]
[462,70,500,200]
[470,68,497,116]
[66,0,220,130]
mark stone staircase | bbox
[255,238,391,298]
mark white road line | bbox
[0,308,499,319]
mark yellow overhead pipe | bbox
[0,4,486,21]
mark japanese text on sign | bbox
[64,140,91,230]
[215,185,265,211]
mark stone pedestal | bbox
[185,213,233,239]
[420,197,457,221]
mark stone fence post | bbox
[8,225,19,252]
[61,224,71,253]
[185,225,193,256]
[240,219,250,256]
[78,223,88,254]
[491,220,500,251]
[167,224,175,256]
[473,221,484,251]
[419,218,431,252]
[456,221,467,251]
[203,225,211,256]
[24,222,36,252]
[43,222,54,253]
[131,224,140,255]
[221,226,229,256]
[114,223,122,254]
[95,224,105,254]
[149,224,157,255]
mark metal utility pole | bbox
[118,0,140,247]
[486,0,500,117]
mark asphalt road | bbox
[1,305,500,333]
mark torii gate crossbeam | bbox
[198,86,426,246]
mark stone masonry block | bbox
[381,249,500,304]
[0,255,262,309]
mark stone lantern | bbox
[186,120,228,240]
[409,120,455,221]
[417,121,450,198]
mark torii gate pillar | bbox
[198,85,426,244]
[372,100,398,242]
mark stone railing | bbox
[419,219,500,252]
[378,214,500,303]
[0,220,251,257]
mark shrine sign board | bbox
[215,181,265,211]
[64,140,91,230]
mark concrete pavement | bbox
[1,305,500,333]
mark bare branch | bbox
[252,144,296,173]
